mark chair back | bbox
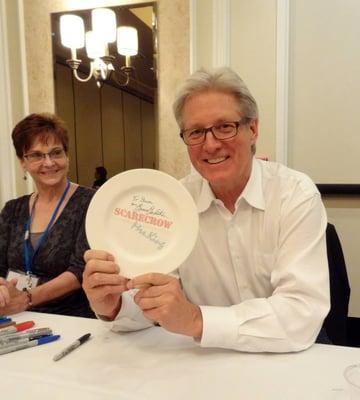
[323,223,351,345]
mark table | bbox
[1,311,358,399]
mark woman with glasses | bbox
[0,113,95,317]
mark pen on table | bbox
[0,328,52,345]
[0,335,60,356]
[0,321,16,329]
[53,333,91,361]
[0,317,11,323]
[0,321,35,337]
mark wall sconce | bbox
[60,8,138,88]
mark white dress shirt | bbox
[110,158,330,353]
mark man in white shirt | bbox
[83,67,330,352]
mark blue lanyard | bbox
[23,180,71,275]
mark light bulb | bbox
[86,31,108,59]
[117,26,138,56]
[60,14,85,49]
[92,8,116,43]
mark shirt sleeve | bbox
[199,192,330,352]
[109,289,154,332]
[109,269,183,331]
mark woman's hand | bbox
[0,277,28,315]
[83,250,129,320]
[0,278,11,308]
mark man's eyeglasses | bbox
[180,117,251,146]
[23,148,66,164]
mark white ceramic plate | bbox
[86,169,199,278]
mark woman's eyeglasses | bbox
[23,148,66,163]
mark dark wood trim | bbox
[317,184,360,195]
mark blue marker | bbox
[0,335,60,356]
[0,317,11,324]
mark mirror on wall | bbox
[51,2,157,188]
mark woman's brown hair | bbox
[12,113,69,159]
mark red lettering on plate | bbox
[113,207,174,230]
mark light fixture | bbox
[59,8,138,88]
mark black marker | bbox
[53,333,91,361]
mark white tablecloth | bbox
[0,311,358,399]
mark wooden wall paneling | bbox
[122,91,142,170]
[101,84,125,179]
[141,100,156,169]
[73,79,102,187]
[54,63,77,182]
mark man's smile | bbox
[205,156,229,164]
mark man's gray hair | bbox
[173,67,259,129]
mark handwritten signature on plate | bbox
[131,221,166,250]
[131,195,169,219]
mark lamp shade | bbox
[92,8,116,43]
[85,31,107,59]
[60,15,85,49]
[117,26,138,56]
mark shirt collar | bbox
[196,157,265,213]
[239,158,265,211]
[197,179,216,213]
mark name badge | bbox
[6,269,39,290]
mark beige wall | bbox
[22,0,190,181]
[194,0,213,71]
[230,0,277,161]
[2,0,29,198]
[194,0,277,160]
